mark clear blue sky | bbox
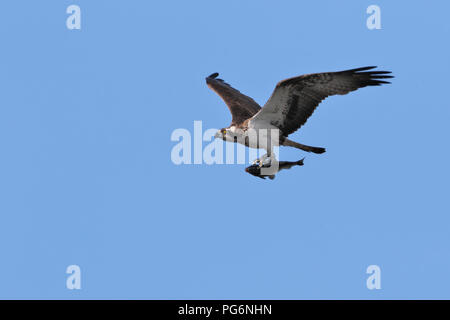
[0,0,449,299]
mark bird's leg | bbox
[259,152,273,167]
[259,150,280,176]
[252,150,276,167]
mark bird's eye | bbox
[221,129,226,134]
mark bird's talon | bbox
[262,158,272,167]
[252,158,261,166]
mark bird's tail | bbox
[283,139,326,154]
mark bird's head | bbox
[214,128,228,141]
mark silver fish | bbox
[245,158,305,180]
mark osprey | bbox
[206,66,393,163]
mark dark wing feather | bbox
[250,66,393,136]
[206,73,261,126]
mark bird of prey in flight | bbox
[206,66,393,164]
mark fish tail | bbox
[297,158,305,166]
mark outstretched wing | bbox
[206,73,261,126]
[250,66,393,136]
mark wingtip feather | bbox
[346,66,377,73]
[207,72,219,79]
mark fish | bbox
[245,158,305,180]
